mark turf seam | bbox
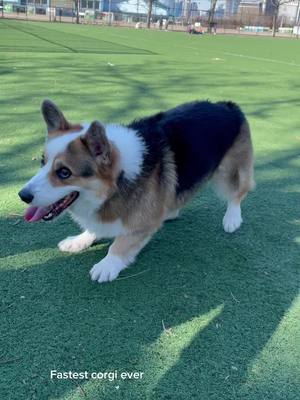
[1,20,77,53]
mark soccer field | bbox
[0,19,299,400]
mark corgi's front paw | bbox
[58,231,96,253]
[90,254,126,283]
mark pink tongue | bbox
[24,206,49,223]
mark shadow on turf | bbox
[246,97,300,119]
[0,148,299,399]
[0,20,156,55]
[0,60,225,185]
[2,57,294,188]
[2,56,299,141]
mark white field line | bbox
[218,51,300,67]
[107,32,151,44]
[112,36,300,67]
[4,20,297,68]
[109,32,300,67]
[71,28,300,68]
[180,46,300,67]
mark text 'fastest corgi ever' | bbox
[19,100,254,283]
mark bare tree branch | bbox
[271,0,290,7]
[73,0,80,24]
[147,0,153,29]
[271,0,290,37]
[207,0,218,34]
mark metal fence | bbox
[1,3,299,37]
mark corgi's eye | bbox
[56,167,72,180]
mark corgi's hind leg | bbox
[164,209,180,221]
[215,167,254,233]
[222,197,243,234]
[212,121,255,233]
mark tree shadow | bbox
[0,148,299,399]
[148,148,300,399]
[0,19,156,55]
[0,58,279,188]
[1,27,299,397]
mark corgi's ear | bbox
[81,121,111,165]
[41,99,70,134]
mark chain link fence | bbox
[1,1,299,37]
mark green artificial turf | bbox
[0,19,299,400]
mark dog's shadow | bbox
[0,149,299,400]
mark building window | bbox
[95,1,99,9]
[88,1,93,9]
[81,0,87,8]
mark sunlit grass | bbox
[0,19,299,400]
[243,295,300,397]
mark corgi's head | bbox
[18,100,120,222]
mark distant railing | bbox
[1,6,299,38]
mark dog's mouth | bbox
[24,191,79,223]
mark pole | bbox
[185,0,191,22]
[147,0,153,28]
[76,0,79,24]
[108,0,111,25]
[1,0,3,18]
[296,0,300,38]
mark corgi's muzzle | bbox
[18,188,34,204]
[18,190,79,222]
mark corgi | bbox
[19,100,254,283]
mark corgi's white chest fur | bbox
[18,99,254,284]
[58,123,143,240]
[70,210,127,239]
[69,196,127,239]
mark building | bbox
[102,0,169,16]
[4,0,169,16]
[263,0,275,16]
[279,0,300,24]
[237,0,265,16]
[225,0,241,15]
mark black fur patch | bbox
[128,101,246,195]
[80,163,94,178]
[41,153,45,167]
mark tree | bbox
[295,0,300,38]
[147,0,153,28]
[207,0,218,33]
[74,0,80,24]
[271,0,290,37]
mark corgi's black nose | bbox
[18,188,34,204]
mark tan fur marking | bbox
[212,120,255,201]
[45,115,254,240]
[99,152,177,232]
[109,230,154,259]
[47,138,120,201]
[47,124,83,138]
